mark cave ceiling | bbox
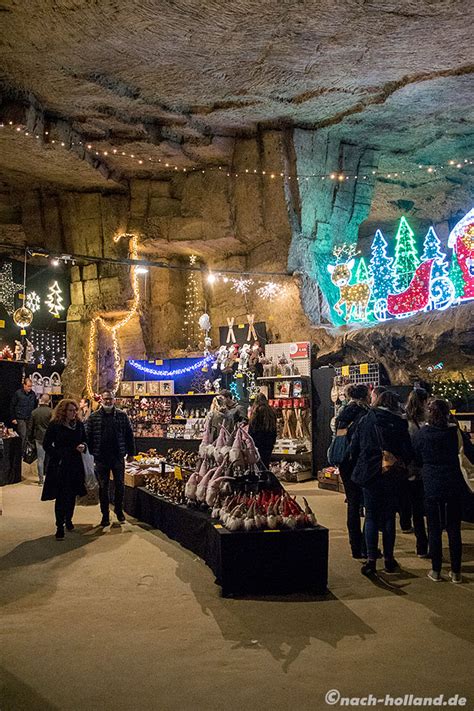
[0,0,472,223]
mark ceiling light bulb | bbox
[207,273,217,284]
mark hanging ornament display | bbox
[0,262,22,315]
[13,305,33,328]
[26,291,41,313]
[182,255,203,351]
[231,278,252,295]
[45,281,65,317]
[29,329,67,366]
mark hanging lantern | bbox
[13,306,33,328]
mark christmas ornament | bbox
[26,291,41,313]
[13,306,33,328]
[0,262,22,315]
[231,278,252,295]
[256,281,279,300]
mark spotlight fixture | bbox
[51,258,60,266]
[207,272,217,284]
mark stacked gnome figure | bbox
[185,416,317,531]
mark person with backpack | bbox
[405,388,429,557]
[248,393,277,469]
[413,398,474,583]
[332,384,370,559]
[350,390,413,576]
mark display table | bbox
[0,436,22,486]
[119,485,329,596]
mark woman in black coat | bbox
[413,399,474,583]
[248,393,277,469]
[42,399,87,539]
[350,390,413,576]
[335,384,370,559]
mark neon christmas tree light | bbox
[392,217,420,292]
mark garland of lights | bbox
[86,233,141,398]
[1,121,472,180]
[129,355,214,377]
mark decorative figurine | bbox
[14,340,24,361]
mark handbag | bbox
[327,428,350,466]
[457,428,474,493]
[375,424,409,479]
[23,440,37,465]
[76,451,99,506]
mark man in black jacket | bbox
[86,391,135,526]
[10,378,37,452]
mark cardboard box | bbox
[120,381,134,396]
[159,380,174,396]
[124,471,146,488]
[146,380,161,395]
[318,480,340,492]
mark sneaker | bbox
[361,561,377,577]
[449,571,462,584]
[417,552,430,559]
[427,570,442,582]
[116,511,126,523]
[384,558,400,574]
[55,526,64,540]
[65,521,74,531]
[100,517,110,527]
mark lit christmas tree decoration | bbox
[421,226,448,278]
[448,250,466,298]
[45,281,64,317]
[392,216,420,292]
[182,255,203,350]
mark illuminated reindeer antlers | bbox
[332,243,360,263]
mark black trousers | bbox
[55,488,76,527]
[425,496,462,574]
[339,466,366,556]
[397,478,412,531]
[409,479,428,555]
[95,459,125,517]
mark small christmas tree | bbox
[448,251,466,299]
[369,229,393,300]
[355,256,369,283]
[392,217,420,292]
[182,255,203,350]
[45,281,64,317]
[421,226,448,278]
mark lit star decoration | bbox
[26,291,41,313]
[0,262,22,315]
[231,278,253,295]
[256,281,280,300]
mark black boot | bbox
[55,526,64,540]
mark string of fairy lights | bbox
[1,120,473,180]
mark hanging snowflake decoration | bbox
[231,278,253,294]
[26,291,41,313]
[257,281,280,300]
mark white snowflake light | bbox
[26,291,41,313]
[231,278,253,294]
[257,281,280,300]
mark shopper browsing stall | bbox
[10,377,37,452]
[219,389,248,426]
[350,390,413,576]
[27,394,52,486]
[86,391,135,526]
[248,393,277,469]
[405,388,429,558]
[41,399,87,539]
[413,398,474,583]
[334,384,370,560]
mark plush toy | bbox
[238,343,251,371]
[212,345,228,371]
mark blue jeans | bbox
[363,477,399,561]
[36,440,46,484]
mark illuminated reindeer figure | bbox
[327,244,372,322]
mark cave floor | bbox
[1,468,473,711]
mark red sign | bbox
[289,342,309,359]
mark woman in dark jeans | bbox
[351,390,413,576]
[42,399,87,539]
[335,384,370,559]
[405,388,429,557]
[248,393,277,469]
[413,399,474,583]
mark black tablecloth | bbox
[0,437,22,486]
[120,485,329,595]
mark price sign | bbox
[283,449,289,454]
[238,324,245,329]
[0,320,4,328]
[174,466,183,480]
[155,359,163,365]
[263,529,280,533]
[20,329,26,335]
[235,373,243,379]
[187,391,194,395]
[360,363,369,375]
[341,365,350,376]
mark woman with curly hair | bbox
[42,399,87,539]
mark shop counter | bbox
[119,485,329,596]
[0,436,22,486]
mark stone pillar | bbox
[285,128,379,325]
